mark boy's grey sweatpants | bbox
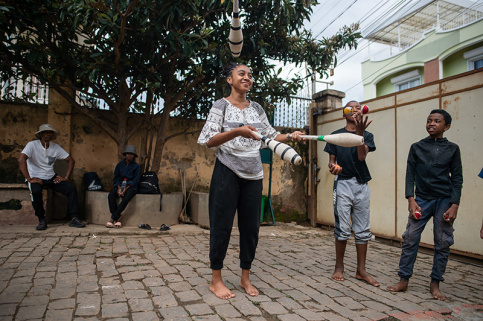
[333,177,372,244]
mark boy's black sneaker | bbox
[69,217,86,228]
[36,219,47,230]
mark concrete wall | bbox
[313,69,483,257]
[0,100,307,222]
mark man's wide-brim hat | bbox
[123,145,138,157]
[35,124,59,140]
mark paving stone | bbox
[15,305,46,320]
[168,280,192,292]
[21,295,49,306]
[293,308,327,320]
[0,292,25,304]
[159,306,190,320]
[259,301,288,315]
[191,315,223,321]
[277,314,306,321]
[50,286,76,300]
[277,296,303,310]
[101,302,129,319]
[333,296,365,310]
[185,303,214,315]
[0,304,16,316]
[142,277,165,287]
[121,280,144,290]
[231,297,262,316]
[214,304,242,318]
[125,289,149,299]
[76,293,101,316]
[44,308,74,321]
[131,311,159,321]
[175,290,202,302]
[48,298,76,310]
[152,294,178,308]
[121,271,144,281]
[128,298,154,312]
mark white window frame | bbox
[391,70,421,92]
[464,46,483,71]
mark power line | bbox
[314,0,359,39]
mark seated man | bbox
[18,124,86,230]
[106,145,141,228]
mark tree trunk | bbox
[150,109,171,173]
[140,90,154,172]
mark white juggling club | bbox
[229,0,243,57]
[287,133,364,147]
[252,131,302,165]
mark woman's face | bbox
[228,65,253,93]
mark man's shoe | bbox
[69,217,86,228]
[36,219,47,230]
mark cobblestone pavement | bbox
[0,222,481,321]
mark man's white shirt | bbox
[21,140,69,180]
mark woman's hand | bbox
[289,131,305,142]
[237,125,260,140]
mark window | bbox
[473,58,483,70]
[391,70,421,92]
[464,46,483,71]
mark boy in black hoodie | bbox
[387,109,463,300]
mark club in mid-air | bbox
[229,0,243,57]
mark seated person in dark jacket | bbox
[387,109,463,301]
[106,145,141,228]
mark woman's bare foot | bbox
[430,282,446,301]
[209,279,235,300]
[332,268,345,281]
[240,279,259,296]
[387,280,408,292]
[356,271,380,287]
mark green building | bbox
[361,0,483,100]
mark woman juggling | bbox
[198,62,304,299]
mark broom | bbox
[179,172,199,224]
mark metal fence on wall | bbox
[1,75,311,129]
[273,96,311,129]
[1,74,48,105]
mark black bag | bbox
[138,171,160,194]
[83,172,103,191]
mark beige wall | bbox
[314,69,483,257]
[0,102,307,219]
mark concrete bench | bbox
[188,192,238,229]
[85,191,183,227]
[0,183,68,225]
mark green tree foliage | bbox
[0,0,361,172]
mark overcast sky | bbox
[298,0,411,104]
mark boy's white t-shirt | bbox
[21,140,69,180]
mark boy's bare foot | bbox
[209,280,235,300]
[387,280,408,292]
[332,268,345,281]
[430,282,446,301]
[240,279,259,296]
[356,271,380,287]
